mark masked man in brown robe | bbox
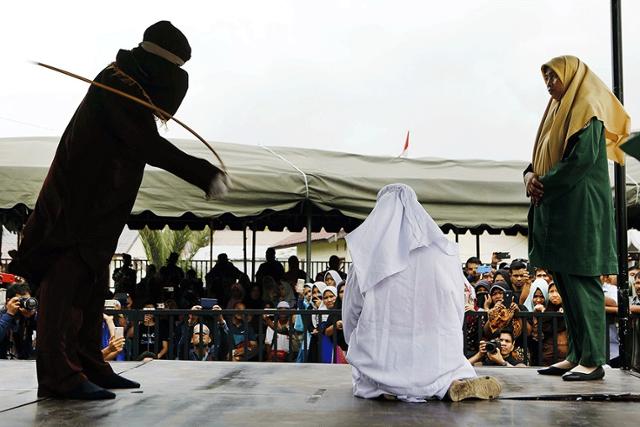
[10,21,228,399]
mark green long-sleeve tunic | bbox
[527,117,617,276]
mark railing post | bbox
[611,0,630,371]
[251,227,257,283]
[243,225,248,275]
[305,202,312,282]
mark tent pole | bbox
[209,221,213,273]
[611,0,630,370]
[243,226,248,275]
[306,202,312,282]
[251,227,257,283]
[475,233,480,259]
[455,232,459,243]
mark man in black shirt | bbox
[315,255,347,282]
[136,304,170,360]
[255,248,284,286]
[113,254,137,295]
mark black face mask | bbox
[115,48,188,117]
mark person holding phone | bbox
[525,56,631,381]
[482,283,522,341]
[101,301,125,362]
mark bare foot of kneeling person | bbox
[446,376,502,402]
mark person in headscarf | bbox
[538,281,569,366]
[524,56,631,381]
[324,270,342,288]
[8,21,228,400]
[523,278,549,313]
[473,280,491,311]
[523,278,550,365]
[310,282,326,309]
[294,284,313,362]
[317,286,338,363]
[343,184,501,402]
[307,282,327,362]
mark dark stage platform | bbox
[1,361,640,426]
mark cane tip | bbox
[28,60,46,68]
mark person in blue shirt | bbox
[0,283,37,359]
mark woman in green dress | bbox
[524,55,630,381]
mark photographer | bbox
[468,330,526,367]
[0,283,37,359]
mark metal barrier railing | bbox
[103,308,626,366]
[104,308,345,363]
[464,311,621,366]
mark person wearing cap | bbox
[473,280,491,311]
[9,21,228,400]
[189,323,217,361]
[265,301,294,362]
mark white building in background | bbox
[270,228,529,268]
[0,225,530,272]
[112,226,295,270]
[0,225,594,275]
[272,230,350,263]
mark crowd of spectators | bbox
[2,248,640,367]
[463,252,640,368]
[100,249,349,363]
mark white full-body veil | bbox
[343,184,476,402]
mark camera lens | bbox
[19,297,38,311]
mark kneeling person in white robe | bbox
[343,184,501,402]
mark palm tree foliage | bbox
[139,226,212,269]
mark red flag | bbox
[399,130,409,157]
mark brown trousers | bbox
[36,249,114,392]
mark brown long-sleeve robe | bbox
[14,60,222,282]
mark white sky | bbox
[1,0,638,161]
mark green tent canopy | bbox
[0,136,535,234]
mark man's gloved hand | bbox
[207,172,231,199]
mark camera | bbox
[19,296,38,311]
[485,338,501,354]
[494,252,511,260]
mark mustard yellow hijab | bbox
[532,55,631,176]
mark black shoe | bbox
[91,373,141,389]
[562,366,605,382]
[537,366,571,376]
[38,381,116,400]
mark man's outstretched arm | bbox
[100,72,228,198]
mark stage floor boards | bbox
[1,361,640,426]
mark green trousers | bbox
[552,272,606,367]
